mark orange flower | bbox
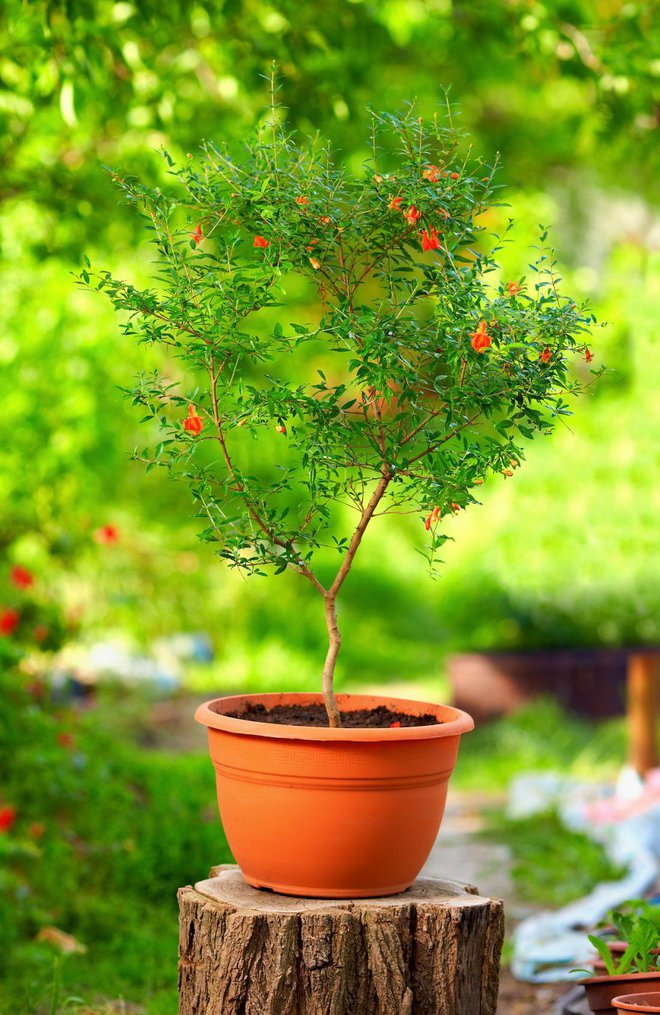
[585,348,593,363]
[424,505,441,530]
[506,281,522,296]
[253,235,269,248]
[451,502,461,512]
[540,346,551,364]
[405,205,422,225]
[309,257,321,270]
[470,320,492,353]
[183,405,203,435]
[275,424,287,435]
[319,215,331,224]
[421,228,441,252]
[295,196,308,206]
[388,196,403,211]
[191,224,203,246]
[450,171,459,180]
[423,165,440,182]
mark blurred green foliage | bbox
[1,0,658,685]
[0,665,231,1014]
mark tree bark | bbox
[178,864,504,1015]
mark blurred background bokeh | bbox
[1,2,658,1011]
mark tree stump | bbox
[178,864,504,1015]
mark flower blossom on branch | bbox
[183,405,203,435]
[470,321,492,353]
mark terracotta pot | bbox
[612,993,660,1012]
[579,973,660,1014]
[195,692,474,898]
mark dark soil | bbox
[226,703,440,728]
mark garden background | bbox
[0,1,658,1012]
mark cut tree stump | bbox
[178,864,504,1015]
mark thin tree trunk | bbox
[322,595,342,727]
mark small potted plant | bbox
[84,96,596,897]
[577,905,660,1013]
[595,902,660,965]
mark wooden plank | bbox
[628,652,659,776]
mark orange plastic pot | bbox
[195,692,474,898]
[579,974,660,1014]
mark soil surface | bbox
[226,703,440,727]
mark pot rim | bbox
[612,993,660,1012]
[195,691,474,742]
[578,972,660,985]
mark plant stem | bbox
[320,470,392,726]
[322,594,342,727]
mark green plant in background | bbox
[577,905,660,976]
[485,809,628,908]
[86,95,597,723]
[1,1,657,662]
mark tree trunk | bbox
[178,864,504,1015]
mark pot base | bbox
[243,872,414,899]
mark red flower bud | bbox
[253,235,269,248]
[191,224,203,246]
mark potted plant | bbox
[594,902,660,965]
[577,906,660,1013]
[83,97,596,897]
